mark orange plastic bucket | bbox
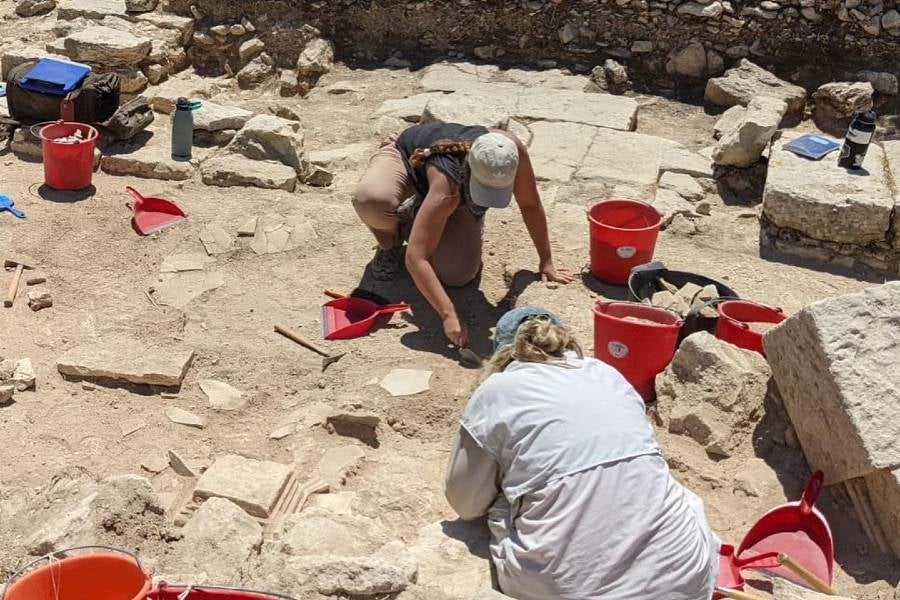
[588,199,662,285]
[4,547,151,600]
[716,300,787,356]
[593,301,682,401]
[37,121,98,190]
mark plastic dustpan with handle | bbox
[322,297,410,340]
[127,186,187,235]
[737,471,834,588]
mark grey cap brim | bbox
[469,174,514,209]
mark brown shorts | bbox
[352,138,484,287]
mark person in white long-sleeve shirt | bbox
[445,306,720,600]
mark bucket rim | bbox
[717,299,786,328]
[593,300,684,327]
[587,198,662,233]
[3,545,149,600]
[35,120,99,144]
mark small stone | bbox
[328,410,381,429]
[279,70,300,97]
[16,0,57,17]
[11,358,35,391]
[27,289,53,311]
[241,16,255,32]
[237,217,258,237]
[199,379,246,411]
[238,38,265,64]
[882,9,900,29]
[210,25,228,36]
[631,40,654,53]
[160,253,213,273]
[199,225,234,255]
[166,407,206,429]
[141,454,168,474]
[269,423,296,440]
[189,4,202,19]
[229,23,246,36]
[303,165,334,187]
[380,369,432,397]
[236,54,274,89]
[659,172,705,201]
[125,0,156,12]
[677,1,725,17]
[666,41,707,78]
[194,454,293,518]
[713,95,787,168]
[168,450,197,477]
[1,384,16,404]
[297,38,334,79]
[25,272,47,286]
[696,201,712,216]
[801,6,822,21]
[324,81,360,94]
[812,82,874,120]
[143,64,168,86]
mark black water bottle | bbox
[838,110,876,170]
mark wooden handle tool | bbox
[4,264,24,307]
[777,554,837,595]
[715,587,768,600]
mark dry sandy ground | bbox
[0,7,897,597]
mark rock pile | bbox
[0,357,35,404]
[764,282,900,559]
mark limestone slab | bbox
[57,0,127,19]
[763,282,900,484]
[421,93,510,129]
[101,144,193,181]
[420,63,482,92]
[374,93,445,122]
[515,88,637,131]
[154,271,224,308]
[763,134,893,245]
[166,407,206,429]
[199,225,234,255]
[176,497,262,582]
[528,121,597,182]
[160,253,213,273]
[200,154,297,191]
[62,26,151,67]
[199,379,246,411]
[705,59,807,117]
[380,369,432,397]
[576,129,681,187]
[193,102,254,132]
[881,140,900,246]
[194,454,292,518]
[658,146,714,178]
[250,213,316,255]
[57,341,194,386]
[864,467,900,558]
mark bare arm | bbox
[494,130,575,284]
[445,428,500,520]
[405,165,468,345]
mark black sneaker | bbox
[371,246,404,281]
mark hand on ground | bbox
[443,314,469,347]
[540,261,577,285]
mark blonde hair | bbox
[409,139,473,167]
[483,316,583,379]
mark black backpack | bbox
[7,60,120,123]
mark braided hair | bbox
[409,139,474,167]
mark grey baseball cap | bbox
[493,306,562,351]
[468,132,519,209]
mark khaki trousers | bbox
[352,138,484,287]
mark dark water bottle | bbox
[172,97,201,161]
[838,110,876,170]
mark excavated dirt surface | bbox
[1,3,898,598]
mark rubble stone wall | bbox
[168,0,900,82]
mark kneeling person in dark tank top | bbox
[352,122,575,346]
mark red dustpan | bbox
[127,186,187,235]
[715,544,780,595]
[322,297,410,340]
[737,471,834,588]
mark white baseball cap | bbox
[468,132,519,209]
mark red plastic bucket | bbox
[37,121,98,190]
[593,301,682,401]
[3,547,151,600]
[588,199,663,285]
[716,300,787,356]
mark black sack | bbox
[100,96,154,141]
[7,60,120,123]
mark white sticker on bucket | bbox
[616,246,637,259]
[608,341,629,359]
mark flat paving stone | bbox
[199,225,234,255]
[528,121,597,182]
[200,154,297,191]
[193,102,254,132]
[194,454,292,518]
[515,88,637,131]
[250,214,316,255]
[374,93,445,122]
[576,129,681,187]
[160,253,213,273]
[57,0,128,20]
[421,93,510,130]
[101,144,194,181]
[154,271,224,308]
[56,340,194,387]
[763,134,893,245]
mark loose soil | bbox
[0,4,897,597]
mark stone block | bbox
[764,283,900,484]
[194,454,292,518]
[57,0,127,20]
[226,114,305,172]
[812,82,874,120]
[16,0,57,17]
[515,88,637,131]
[528,121,597,182]
[658,171,704,201]
[421,94,510,130]
[576,128,681,187]
[658,146,714,178]
[200,154,297,191]
[713,96,786,168]
[763,134,893,245]
[317,445,364,488]
[56,341,194,386]
[101,144,194,181]
[2,46,53,80]
[61,26,152,67]
[193,102,253,132]
[705,59,807,118]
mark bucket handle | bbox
[2,545,147,600]
[154,582,300,600]
[799,471,824,516]
[29,120,61,140]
